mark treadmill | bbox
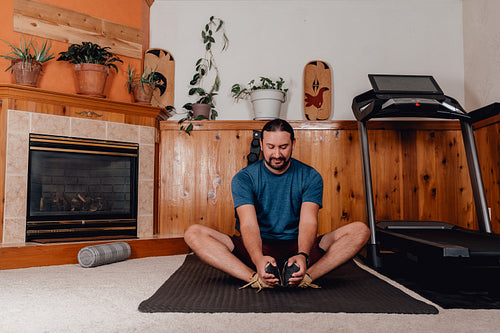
[352,74,500,268]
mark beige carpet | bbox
[1,254,499,333]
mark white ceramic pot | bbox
[250,89,285,120]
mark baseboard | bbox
[0,235,189,270]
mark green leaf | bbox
[216,20,224,32]
[186,123,193,134]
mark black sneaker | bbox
[282,261,300,287]
[265,263,282,286]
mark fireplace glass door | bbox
[27,134,138,242]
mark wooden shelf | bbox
[0,84,166,127]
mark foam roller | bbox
[78,242,131,268]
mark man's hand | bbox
[284,254,308,286]
[255,255,280,286]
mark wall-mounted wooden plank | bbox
[13,0,142,59]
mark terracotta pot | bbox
[74,63,109,98]
[192,103,211,120]
[130,82,154,104]
[12,60,42,87]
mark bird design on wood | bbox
[305,87,330,108]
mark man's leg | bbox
[184,224,254,282]
[307,221,370,281]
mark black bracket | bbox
[247,130,261,166]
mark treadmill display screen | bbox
[368,74,443,95]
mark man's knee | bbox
[184,224,204,246]
[184,224,234,251]
[322,221,370,249]
[350,221,371,245]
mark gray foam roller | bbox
[78,242,131,268]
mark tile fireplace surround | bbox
[3,110,155,244]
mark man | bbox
[184,119,370,291]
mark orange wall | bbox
[0,0,145,103]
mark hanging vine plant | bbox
[179,16,229,135]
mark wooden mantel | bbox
[0,84,164,126]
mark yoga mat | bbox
[139,255,437,314]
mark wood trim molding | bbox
[159,119,463,132]
[13,0,143,59]
[0,84,163,120]
[473,113,500,130]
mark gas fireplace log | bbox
[40,192,107,212]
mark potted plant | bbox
[0,34,54,87]
[57,41,123,98]
[231,77,288,119]
[178,16,229,134]
[126,65,158,105]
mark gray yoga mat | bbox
[138,254,438,314]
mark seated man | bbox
[184,119,370,291]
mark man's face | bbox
[260,130,295,174]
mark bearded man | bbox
[184,119,370,291]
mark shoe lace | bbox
[297,273,321,289]
[239,273,272,293]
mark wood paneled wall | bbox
[475,114,500,231]
[158,119,500,236]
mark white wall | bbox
[463,0,500,111]
[151,0,464,120]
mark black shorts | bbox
[231,235,326,270]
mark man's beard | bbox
[265,156,291,171]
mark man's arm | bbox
[287,201,320,285]
[236,204,280,286]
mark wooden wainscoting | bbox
[474,113,500,232]
[157,119,499,237]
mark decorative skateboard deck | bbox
[303,60,332,120]
[144,48,175,108]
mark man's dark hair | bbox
[260,119,295,142]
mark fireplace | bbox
[26,134,139,243]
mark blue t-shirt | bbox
[231,158,323,240]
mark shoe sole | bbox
[282,262,300,287]
[265,263,282,286]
